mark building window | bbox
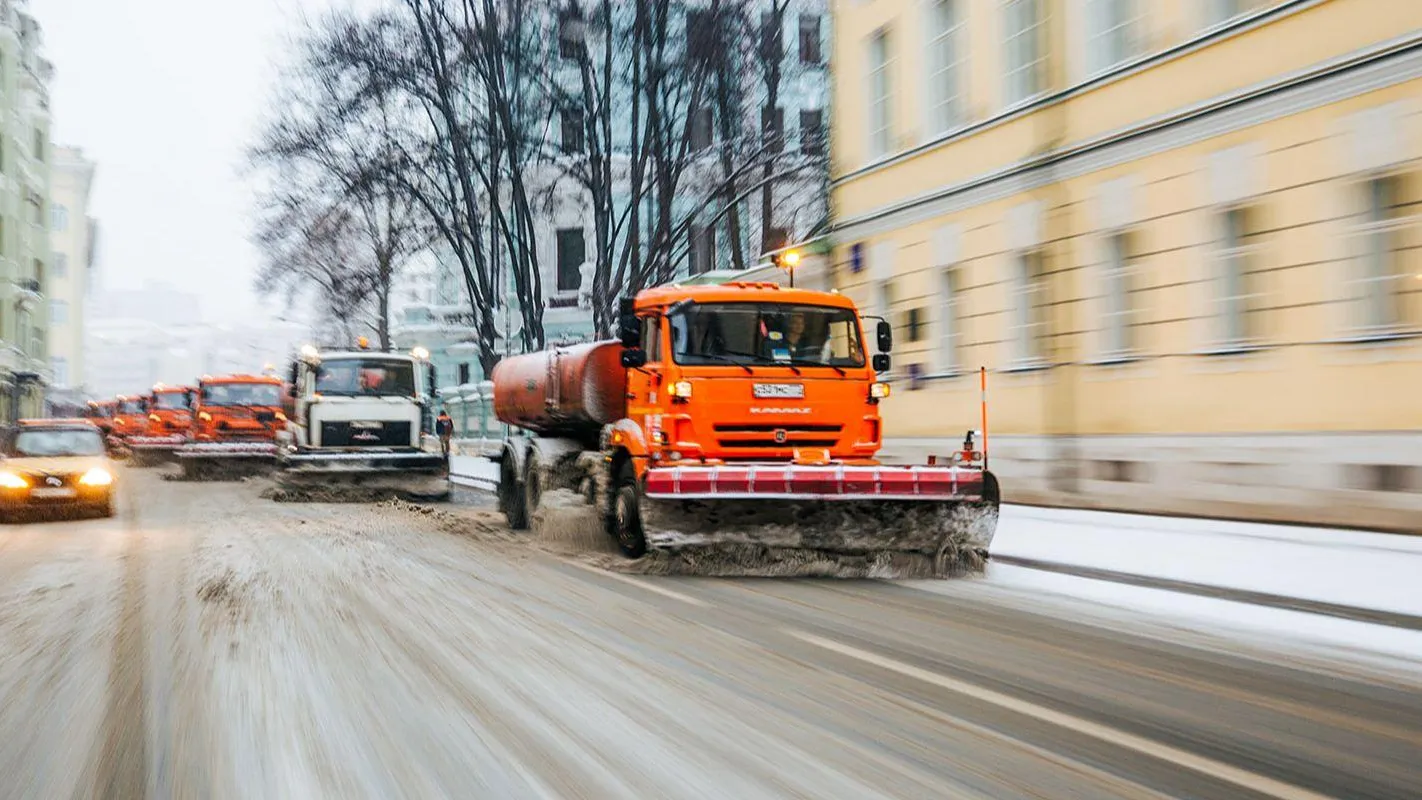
[33,258,43,286]
[1217,206,1257,347]
[689,225,715,275]
[457,362,471,384]
[50,204,68,232]
[1354,174,1405,331]
[50,357,68,388]
[49,298,68,325]
[799,14,822,64]
[686,9,718,62]
[32,129,43,162]
[759,11,783,62]
[558,9,584,60]
[1002,0,1043,106]
[1011,250,1044,363]
[1102,232,1133,356]
[926,0,965,136]
[761,105,784,153]
[763,226,789,254]
[867,28,893,159]
[938,269,959,374]
[800,109,824,156]
[54,253,68,279]
[1087,0,1139,76]
[1205,0,1244,27]
[690,107,713,151]
[555,228,585,293]
[560,107,584,154]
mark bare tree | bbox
[250,12,428,351]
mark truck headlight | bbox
[870,382,891,399]
[669,381,693,399]
[198,411,212,421]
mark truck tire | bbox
[611,461,647,558]
[499,455,529,530]
[521,449,542,528]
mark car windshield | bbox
[201,383,282,406]
[9,429,104,457]
[315,358,416,397]
[117,400,145,414]
[153,392,190,410]
[669,303,865,368]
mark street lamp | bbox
[771,248,802,287]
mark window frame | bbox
[1086,0,1140,77]
[925,0,966,137]
[866,28,894,160]
[555,227,586,293]
[1001,0,1044,107]
[937,267,960,375]
[1215,205,1260,348]
[1010,249,1045,365]
[1350,173,1409,333]
[798,14,823,65]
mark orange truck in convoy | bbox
[176,373,286,478]
[126,384,196,465]
[109,394,149,444]
[491,281,999,576]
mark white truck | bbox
[274,342,450,501]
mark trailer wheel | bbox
[499,455,529,530]
[611,461,647,558]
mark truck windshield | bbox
[315,358,416,397]
[202,383,282,407]
[9,429,104,457]
[670,303,865,368]
[153,393,190,410]
[117,400,145,415]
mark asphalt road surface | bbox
[0,469,1417,799]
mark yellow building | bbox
[830,0,1422,530]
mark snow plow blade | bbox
[271,451,451,502]
[126,435,187,467]
[636,465,999,578]
[175,442,278,480]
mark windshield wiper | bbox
[690,352,753,374]
[785,358,846,376]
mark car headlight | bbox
[870,382,891,399]
[79,468,114,487]
[0,471,28,489]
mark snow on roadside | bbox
[991,504,1422,618]
[908,565,1422,677]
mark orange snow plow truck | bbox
[492,283,999,577]
[126,384,195,466]
[176,373,285,479]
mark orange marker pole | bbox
[980,366,989,471]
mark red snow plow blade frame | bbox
[636,463,1000,576]
[643,464,988,502]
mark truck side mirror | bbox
[877,320,893,353]
[618,314,640,348]
[621,349,647,369]
[872,353,892,372]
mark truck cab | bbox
[110,395,150,440]
[615,282,893,467]
[282,344,440,452]
[146,384,196,437]
[191,375,286,444]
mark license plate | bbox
[31,488,76,499]
[753,383,805,399]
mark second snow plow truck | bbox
[272,341,449,501]
[176,374,285,479]
[493,282,999,577]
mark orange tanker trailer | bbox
[490,282,999,577]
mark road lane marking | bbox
[789,631,1337,800]
[560,559,710,607]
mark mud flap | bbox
[636,497,999,577]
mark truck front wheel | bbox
[611,461,647,559]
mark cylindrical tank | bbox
[492,340,628,437]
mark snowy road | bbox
[1,470,1419,799]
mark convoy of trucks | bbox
[67,280,999,576]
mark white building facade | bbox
[45,146,96,413]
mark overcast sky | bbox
[36,0,333,324]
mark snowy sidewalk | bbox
[992,505,1422,620]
